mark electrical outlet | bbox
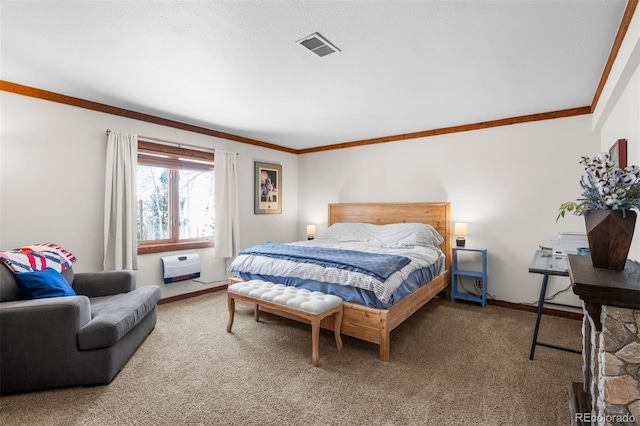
[475,278,482,289]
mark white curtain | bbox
[214,150,240,258]
[104,131,138,270]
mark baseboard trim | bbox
[487,299,583,320]
[158,285,227,305]
[160,285,583,321]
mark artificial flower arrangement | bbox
[557,152,640,221]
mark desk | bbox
[528,250,581,360]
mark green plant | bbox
[557,152,640,221]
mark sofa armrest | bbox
[0,296,92,344]
[72,270,136,297]
[0,296,92,393]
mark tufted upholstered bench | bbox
[227,280,343,367]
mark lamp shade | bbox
[306,224,316,236]
[454,222,468,236]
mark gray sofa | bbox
[0,264,161,394]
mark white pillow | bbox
[373,223,444,248]
[315,223,372,242]
[317,222,443,248]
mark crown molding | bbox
[591,0,638,111]
[1,80,593,155]
[297,107,591,154]
[0,80,297,154]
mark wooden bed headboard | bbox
[327,202,451,271]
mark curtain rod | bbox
[105,129,238,155]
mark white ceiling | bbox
[0,1,628,151]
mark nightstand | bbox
[451,247,488,308]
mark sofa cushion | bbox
[14,268,76,299]
[77,285,161,350]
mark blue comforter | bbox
[239,243,411,281]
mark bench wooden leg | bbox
[311,316,321,367]
[334,307,343,350]
[228,284,343,367]
[226,295,235,333]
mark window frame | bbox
[137,141,215,254]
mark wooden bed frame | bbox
[235,202,451,362]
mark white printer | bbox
[549,232,589,256]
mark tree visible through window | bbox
[136,141,214,254]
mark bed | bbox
[228,202,451,361]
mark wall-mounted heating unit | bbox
[161,253,201,284]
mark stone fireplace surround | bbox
[568,255,640,426]
[580,306,640,424]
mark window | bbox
[136,141,215,254]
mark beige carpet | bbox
[0,291,583,425]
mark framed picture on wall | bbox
[609,139,627,169]
[254,161,282,214]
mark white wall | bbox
[298,115,598,307]
[594,5,640,260]
[0,92,298,299]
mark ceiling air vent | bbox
[297,32,341,57]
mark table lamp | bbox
[307,224,316,240]
[454,222,468,247]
